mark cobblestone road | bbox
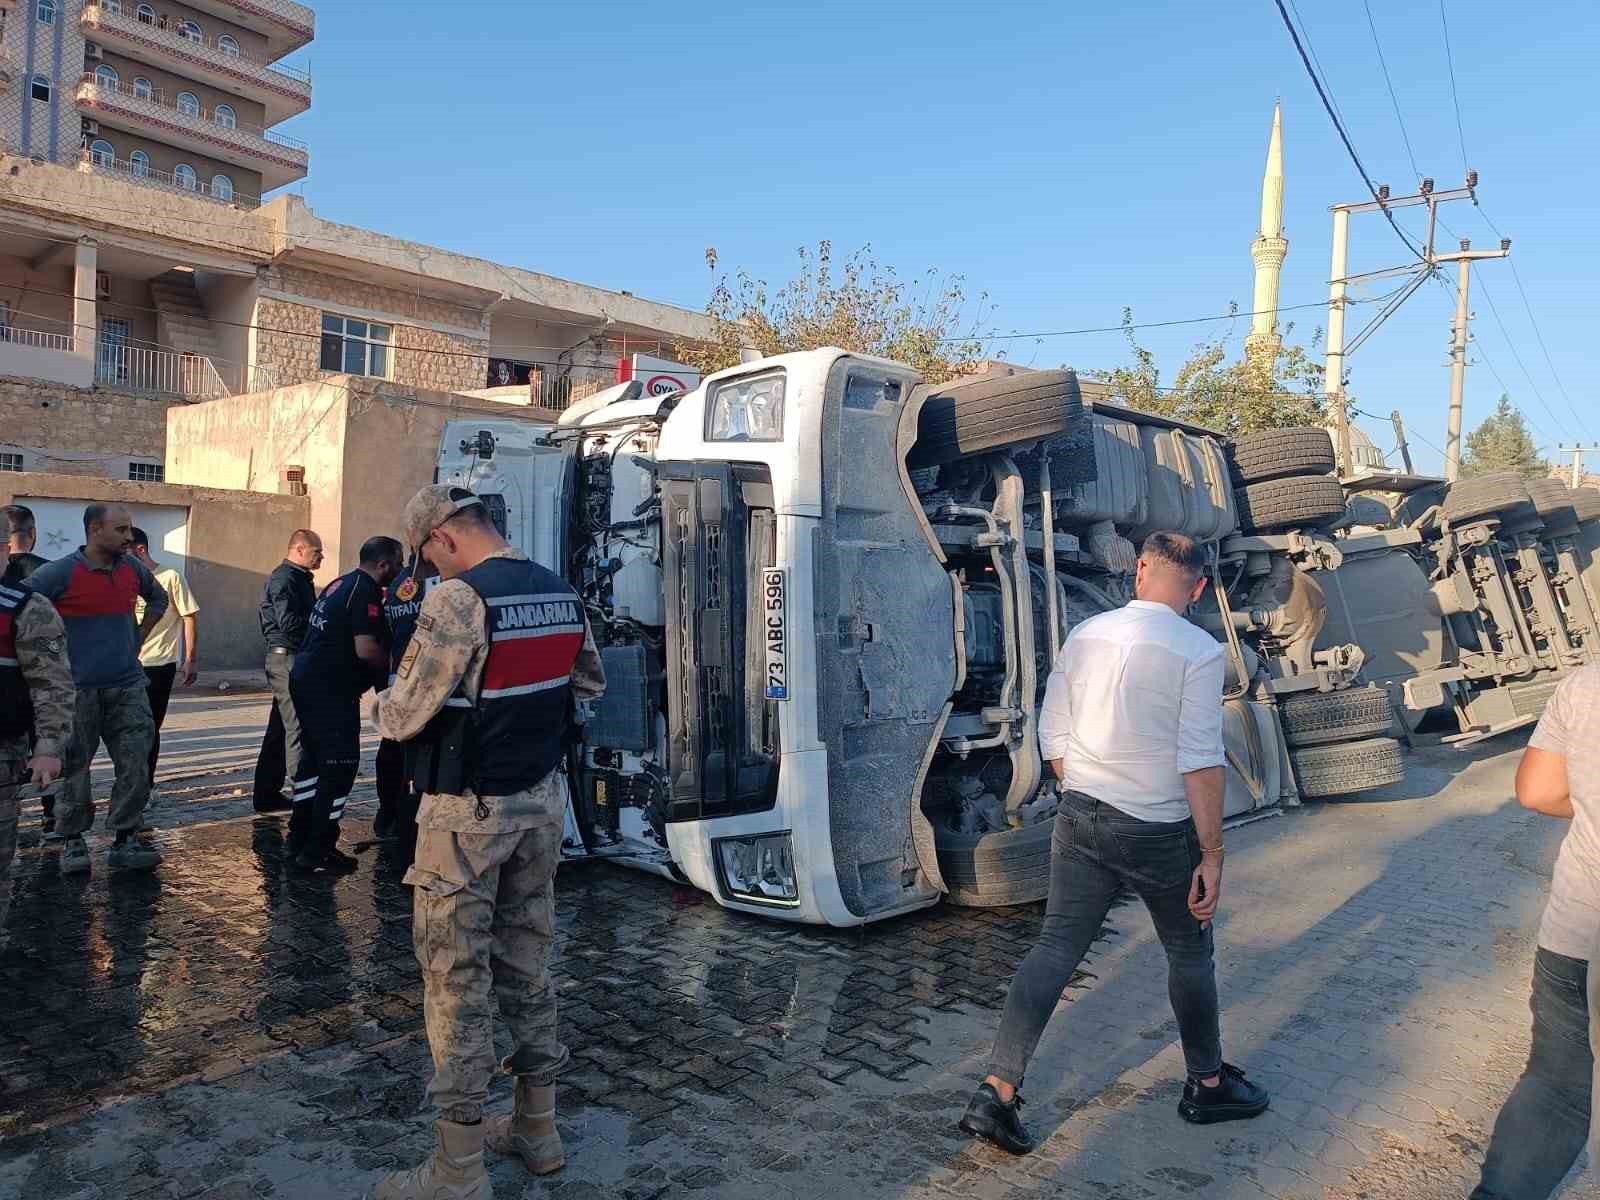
[0,692,1596,1199]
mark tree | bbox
[1461,395,1549,479]
[674,242,991,385]
[1090,308,1328,437]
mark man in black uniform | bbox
[374,554,438,866]
[2,505,47,578]
[287,536,403,872]
[254,529,322,813]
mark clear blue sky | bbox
[280,1,1596,475]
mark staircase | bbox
[149,270,228,389]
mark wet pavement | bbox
[1,693,1598,1199]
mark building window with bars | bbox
[128,461,164,482]
[320,313,392,379]
[0,452,24,474]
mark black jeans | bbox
[374,737,420,867]
[1471,949,1592,1200]
[989,790,1222,1087]
[253,651,304,810]
[143,663,177,783]
[287,684,359,858]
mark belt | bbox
[268,647,294,655]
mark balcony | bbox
[79,147,261,208]
[82,1,311,125]
[169,0,314,57]
[76,74,308,191]
[95,339,230,400]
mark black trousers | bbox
[253,651,304,810]
[143,662,178,783]
[287,683,360,858]
[375,737,421,867]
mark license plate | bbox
[762,568,788,701]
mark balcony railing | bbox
[0,324,76,354]
[79,74,307,152]
[82,1,311,88]
[79,147,260,208]
[96,340,229,400]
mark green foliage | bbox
[1461,395,1549,479]
[674,242,991,385]
[1090,308,1328,436]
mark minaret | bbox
[1246,102,1288,367]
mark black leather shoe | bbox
[958,1083,1036,1154]
[322,847,360,874]
[1178,1063,1270,1124]
[290,849,324,872]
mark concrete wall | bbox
[195,268,258,379]
[0,256,75,335]
[0,470,308,670]
[0,373,175,474]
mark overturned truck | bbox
[435,350,1408,926]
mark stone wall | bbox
[0,374,177,478]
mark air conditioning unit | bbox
[85,43,103,61]
[96,271,112,301]
[81,119,100,137]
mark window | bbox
[320,313,392,379]
[30,75,50,102]
[130,149,150,177]
[218,34,239,57]
[177,19,201,42]
[173,163,197,189]
[36,0,55,25]
[136,3,155,22]
[102,0,122,13]
[133,76,153,100]
[89,139,115,167]
[128,461,164,483]
[210,173,233,201]
[94,65,119,90]
[214,103,235,128]
[176,91,200,117]
[0,453,23,474]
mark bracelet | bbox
[1199,845,1225,856]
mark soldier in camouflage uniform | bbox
[1,514,75,944]
[371,486,604,1200]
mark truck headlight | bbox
[715,832,798,904]
[705,371,785,442]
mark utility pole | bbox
[1390,409,1414,473]
[1322,174,1497,478]
[1560,443,1600,489]
[1437,238,1511,480]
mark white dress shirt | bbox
[1037,599,1226,823]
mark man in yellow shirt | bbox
[132,529,199,794]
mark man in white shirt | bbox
[961,531,1269,1154]
[132,529,199,792]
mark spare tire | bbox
[1525,478,1581,534]
[1443,472,1536,527]
[1571,489,1600,523]
[1234,476,1348,533]
[1227,427,1336,485]
[910,367,1084,467]
[1291,737,1405,799]
[935,817,1053,907]
[1279,686,1395,747]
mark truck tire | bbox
[1442,473,1535,526]
[1234,476,1347,533]
[935,818,1053,907]
[1525,478,1581,533]
[910,367,1084,467]
[1279,686,1394,747]
[1291,737,1405,799]
[1226,427,1336,485]
[1571,489,1600,523]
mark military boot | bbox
[371,1119,490,1200]
[485,1078,564,1174]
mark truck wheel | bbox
[1226,427,1336,485]
[1279,686,1394,747]
[935,818,1053,907]
[1571,489,1600,523]
[910,367,1084,467]
[1442,473,1536,526]
[1525,478,1581,533]
[1291,736,1405,799]
[1234,476,1347,533]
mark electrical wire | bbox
[1272,0,1425,261]
[1438,0,1472,176]
[1362,0,1424,182]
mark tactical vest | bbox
[0,578,37,741]
[409,556,584,797]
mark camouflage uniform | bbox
[60,685,156,836]
[1,592,75,937]
[378,550,606,1124]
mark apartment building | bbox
[0,0,714,481]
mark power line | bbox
[1362,0,1424,181]
[1438,0,1472,176]
[1272,0,1425,261]
[1471,273,1571,439]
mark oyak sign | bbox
[615,353,701,398]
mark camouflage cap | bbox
[401,485,485,554]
